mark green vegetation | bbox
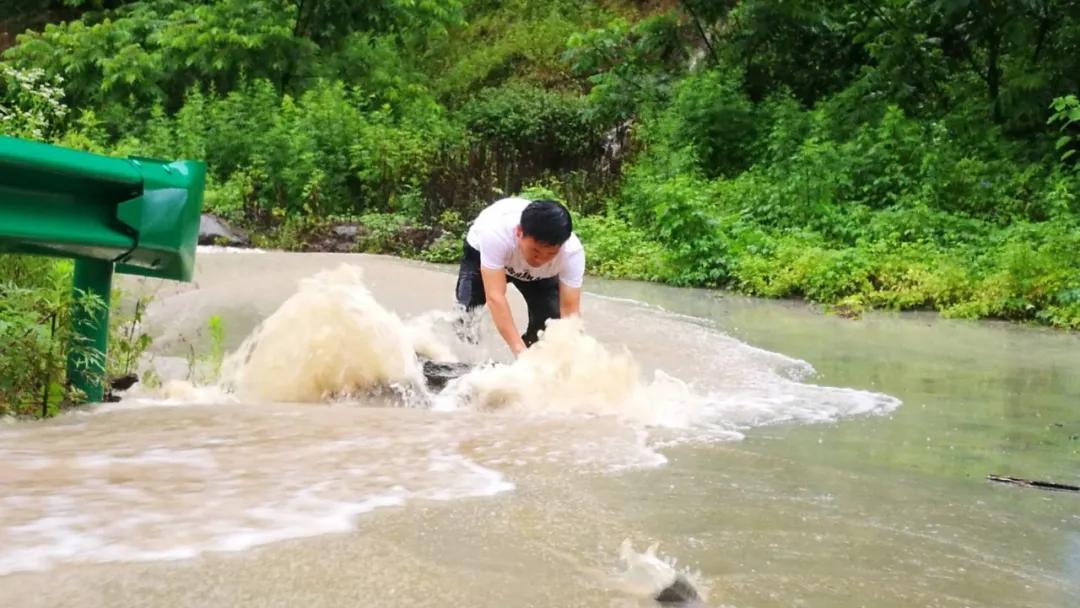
[0,256,93,416]
[2,0,1079,413]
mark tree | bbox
[685,0,867,105]
[565,13,688,124]
[3,1,313,120]
[291,0,464,47]
[855,0,1080,127]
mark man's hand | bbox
[480,266,528,356]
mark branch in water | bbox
[987,475,1080,493]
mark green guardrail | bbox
[0,136,206,403]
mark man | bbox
[455,197,585,357]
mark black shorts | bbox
[455,240,560,347]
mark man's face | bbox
[515,226,561,267]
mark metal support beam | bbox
[66,259,114,404]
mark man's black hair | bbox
[520,199,572,246]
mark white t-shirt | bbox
[465,197,586,288]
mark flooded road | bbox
[1,250,1076,607]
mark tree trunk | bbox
[681,1,719,67]
[987,33,1002,123]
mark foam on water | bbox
[434,315,899,438]
[0,410,515,576]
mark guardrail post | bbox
[67,258,114,403]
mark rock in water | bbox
[655,575,700,605]
[109,374,139,392]
[420,359,473,391]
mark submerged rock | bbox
[655,574,701,605]
[103,373,139,403]
[109,374,139,392]
[420,359,473,391]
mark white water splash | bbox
[612,539,710,604]
[437,317,703,427]
[139,263,899,434]
[218,264,426,402]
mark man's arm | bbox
[480,266,527,357]
[559,283,581,318]
[560,242,584,318]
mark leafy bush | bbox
[574,215,673,282]
[117,78,455,221]
[420,231,463,264]
[4,0,312,129]
[0,63,67,139]
[565,12,686,125]
[431,0,600,101]
[0,257,146,416]
[660,70,759,178]
[460,83,598,157]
